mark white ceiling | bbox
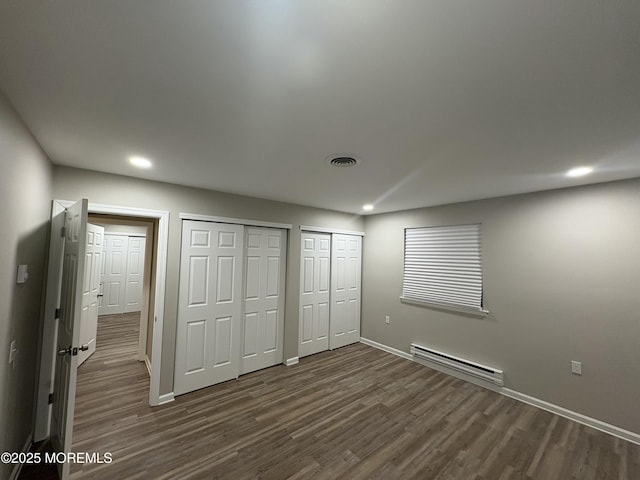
[1,1,639,214]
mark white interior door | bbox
[329,234,362,349]
[100,234,128,315]
[50,199,88,480]
[299,233,331,358]
[174,221,244,396]
[77,224,104,366]
[241,227,286,375]
[124,236,146,313]
[35,203,66,441]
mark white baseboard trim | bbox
[360,338,640,446]
[157,393,175,405]
[9,434,33,480]
[285,356,299,366]
[144,356,152,376]
[501,388,640,445]
[360,337,412,361]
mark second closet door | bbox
[100,235,128,315]
[124,236,146,313]
[299,233,331,357]
[241,227,287,375]
[329,234,362,349]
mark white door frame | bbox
[36,201,169,440]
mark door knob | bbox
[57,345,88,356]
[58,346,72,356]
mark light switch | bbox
[9,340,17,366]
[16,264,28,284]
[571,360,582,375]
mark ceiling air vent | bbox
[329,156,358,167]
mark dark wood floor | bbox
[65,315,640,479]
[71,312,146,478]
[19,313,143,480]
[22,313,640,479]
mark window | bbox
[402,223,487,315]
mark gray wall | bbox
[52,166,363,395]
[0,93,52,479]
[362,178,640,434]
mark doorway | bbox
[88,214,155,371]
[35,201,169,448]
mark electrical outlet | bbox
[385,315,390,325]
[571,360,582,375]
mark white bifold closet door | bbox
[299,232,362,358]
[124,236,146,313]
[175,221,287,396]
[329,234,362,349]
[100,235,128,315]
[299,233,331,357]
[175,221,244,396]
[99,234,146,315]
[241,228,286,375]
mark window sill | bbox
[399,296,490,317]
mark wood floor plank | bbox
[60,314,640,479]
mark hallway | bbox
[71,313,148,478]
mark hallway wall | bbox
[0,92,53,479]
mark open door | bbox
[50,199,88,480]
[78,223,104,366]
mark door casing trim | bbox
[36,200,169,439]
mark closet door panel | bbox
[299,233,331,357]
[241,227,286,375]
[329,234,362,349]
[124,236,146,313]
[175,221,244,396]
[99,235,128,316]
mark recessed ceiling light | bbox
[566,166,593,177]
[129,156,152,169]
[363,204,374,211]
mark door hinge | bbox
[61,226,67,238]
[48,393,54,404]
[54,308,62,319]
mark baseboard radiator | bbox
[410,343,504,386]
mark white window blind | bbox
[402,224,484,313]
